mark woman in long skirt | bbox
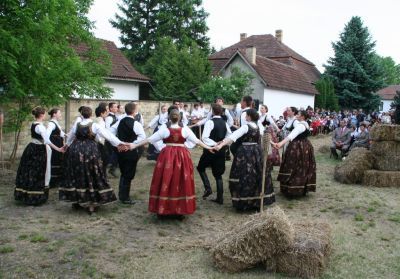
[259,104,281,167]
[59,106,124,214]
[129,108,213,218]
[214,109,275,211]
[46,108,65,188]
[15,107,64,205]
[273,110,316,197]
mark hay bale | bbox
[373,155,400,171]
[370,141,400,157]
[318,145,331,154]
[363,170,400,187]
[370,124,400,141]
[265,222,332,278]
[211,206,294,273]
[334,148,373,184]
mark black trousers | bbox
[118,150,139,181]
[197,148,226,178]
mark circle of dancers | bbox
[14,96,316,217]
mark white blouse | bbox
[227,122,261,142]
[46,119,65,138]
[147,112,168,129]
[287,121,309,141]
[148,124,200,151]
[258,113,279,131]
[66,118,122,147]
[33,122,52,145]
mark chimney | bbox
[275,29,283,43]
[245,46,256,65]
[240,33,247,41]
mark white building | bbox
[74,39,150,100]
[209,31,320,119]
[377,85,399,112]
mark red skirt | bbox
[148,146,196,215]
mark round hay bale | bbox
[264,222,332,278]
[363,170,400,187]
[334,148,373,184]
[370,124,400,142]
[211,206,294,273]
[318,145,331,154]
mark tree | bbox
[143,37,210,101]
[197,67,254,104]
[324,16,384,111]
[374,55,400,85]
[315,78,339,111]
[110,0,210,67]
[0,0,111,160]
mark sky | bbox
[88,0,400,72]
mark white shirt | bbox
[117,113,126,121]
[33,122,52,145]
[46,119,65,138]
[148,124,200,151]
[93,117,107,145]
[105,113,118,129]
[195,108,234,127]
[240,107,251,127]
[191,108,204,119]
[258,113,279,131]
[202,116,232,147]
[147,112,168,129]
[109,115,146,143]
[227,122,261,142]
[66,118,122,147]
[287,121,309,141]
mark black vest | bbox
[134,113,142,123]
[221,107,228,122]
[210,118,227,142]
[109,113,118,126]
[117,117,137,143]
[31,123,43,140]
[49,121,61,137]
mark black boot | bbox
[330,148,338,159]
[199,172,212,199]
[212,178,223,205]
[119,177,135,205]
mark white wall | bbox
[105,79,139,100]
[381,100,393,112]
[263,87,315,119]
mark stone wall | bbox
[0,99,213,159]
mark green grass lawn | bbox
[0,135,399,278]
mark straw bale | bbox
[334,148,373,184]
[265,222,332,278]
[373,155,400,171]
[363,170,400,187]
[370,141,400,157]
[370,124,400,141]
[211,206,294,273]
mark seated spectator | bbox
[330,119,352,159]
[350,123,370,150]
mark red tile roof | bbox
[377,85,400,100]
[73,39,150,82]
[209,34,320,94]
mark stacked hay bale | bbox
[363,124,400,187]
[210,206,332,277]
[333,124,400,187]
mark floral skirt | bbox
[229,144,275,211]
[59,139,116,206]
[15,143,48,205]
[277,138,316,197]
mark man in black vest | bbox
[197,104,232,204]
[115,102,146,204]
[105,102,119,177]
